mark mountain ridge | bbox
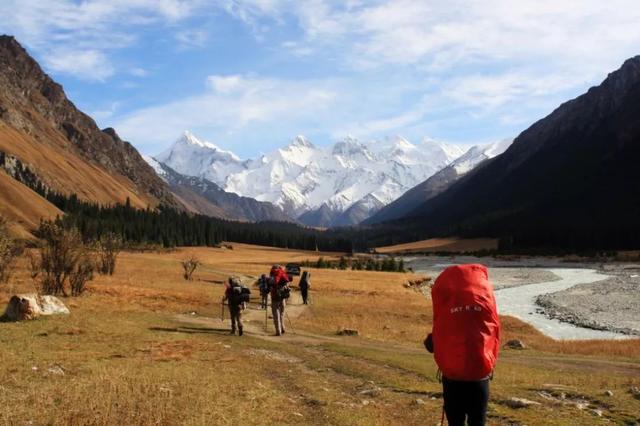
[144,156,292,223]
[376,55,640,250]
[0,35,178,212]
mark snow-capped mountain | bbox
[155,131,248,187]
[143,155,291,223]
[365,138,514,225]
[156,131,467,226]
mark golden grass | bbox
[376,237,499,254]
[1,243,639,425]
[0,170,61,239]
[0,123,160,237]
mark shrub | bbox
[0,215,21,284]
[36,223,95,296]
[98,232,122,275]
[181,256,200,281]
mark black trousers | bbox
[442,376,489,426]
[300,288,308,304]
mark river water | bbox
[408,257,632,340]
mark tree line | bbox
[301,256,405,272]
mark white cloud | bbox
[444,71,585,111]
[206,75,246,93]
[0,0,207,80]
[90,101,121,121]
[112,74,337,150]
[130,67,148,77]
[174,29,210,48]
[44,48,114,81]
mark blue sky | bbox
[2,1,640,158]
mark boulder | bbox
[504,339,526,349]
[1,294,69,321]
[502,397,541,409]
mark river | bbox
[408,257,632,340]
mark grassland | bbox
[376,237,499,254]
[1,243,639,425]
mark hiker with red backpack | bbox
[424,264,500,426]
[269,271,290,336]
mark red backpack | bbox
[431,264,500,381]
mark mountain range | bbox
[144,156,291,223]
[3,33,638,252]
[154,131,481,226]
[365,138,513,225]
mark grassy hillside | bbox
[1,244,638,425]
[0,124,156,208]
[376,237,499,255]
[0,169,61,239]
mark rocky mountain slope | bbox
[0,35,179,234]
[144,157,292,223]
[365,138,512,225]
[384,55,640,250]
[157,132,465,226]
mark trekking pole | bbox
[221,301,225,322]
[265,302,269,332]
[284,310,294,334]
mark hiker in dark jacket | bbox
[258,274,269,309]
[270,275,289,336]
[299,271,310,305]
[223,277,245,336]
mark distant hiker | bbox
[424,264,500,426]
[224,277,251,336]
[270,275,290,336]
[299,271,311,305]
[258,274,269,309]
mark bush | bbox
[181,256,200,281]
[36,223,95,296]
[0,215,21,284]
[98,232,122,275]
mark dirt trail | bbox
[174,292,640,379]
[175,291,333,345]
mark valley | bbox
[1,244,639,425]
[1,12,640,426]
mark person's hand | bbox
[423,333,434,353]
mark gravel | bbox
[536,271,640,336]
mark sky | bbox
[1,0,640,158]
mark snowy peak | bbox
[162,130,242,162]
[156,132,246,186]
[451,138,513,174]
[332,137,375,162]
[142,155,167,181]
[155,130,479,226]
[289,135,315,149]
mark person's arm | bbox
[423,333,434,353]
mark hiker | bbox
[270,274,290,336]
[223,277,250,336]
[299,271,310,305]
[258,274,269,309]
[424,264,500,426]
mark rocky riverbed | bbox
[408,256,640,340]
[535,268,640,336]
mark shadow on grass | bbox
[149,326,230,335]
